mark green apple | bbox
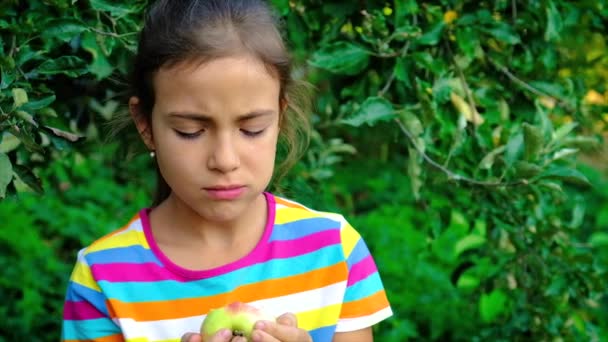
[200,302,275,341]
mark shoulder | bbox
[270,194,363,244]
[78,210,148,261]
[271,194,350,228]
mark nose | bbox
[207,133,240,173]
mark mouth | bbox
[203,185,246,200]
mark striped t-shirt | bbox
[62,193,392,342]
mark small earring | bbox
[149,151,156,158]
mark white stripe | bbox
[119,315,204,341]
[334,306,393,332]
[115,281,348,341]
[246,280,347,317]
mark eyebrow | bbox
[167,110,275,122]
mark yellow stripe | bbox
[87,229,148,253]
[274,207,323,224]
[340,224,360,257]
[296,303,342,330]
[71,260,101,292]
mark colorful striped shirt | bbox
[62,193,392,341]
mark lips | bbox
[203,185,246,200]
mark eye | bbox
[174,129,202,139]
[241,129,265,137]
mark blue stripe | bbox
[65,282,108,316]
[101,244,345,302]
[343,271,383,302]
[309,325,336,342]
[269,217,341,242]
[86,245,162,265]
[345,239,369,269]
[61,318,120,340]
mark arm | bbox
[62,250,123,342]
[334,327,373,342]
[335,222,392,338]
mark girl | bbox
[61,1,392,341]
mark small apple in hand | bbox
[200,302,275,341]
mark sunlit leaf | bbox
[309,41,370,75]
[522,123,544,161]
[341,97,394,127]
[454,234,486,257]
[0,152,12,198]
[480,289,509,323]
[544,0,563,42]
[534,167,590,186]
[12,88,28,107]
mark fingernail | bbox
[220,329,231,338]
[255,321,266,330]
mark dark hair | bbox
[127,0,311,205]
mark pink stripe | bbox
[91,230,341,282]
[347,255,377,286]
[63,300,106,320]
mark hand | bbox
[181,313,312,342]
[250,313,312,342]
[181,329,247,342]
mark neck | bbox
[151,193,267,249]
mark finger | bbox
[196,329,233,342]
[181,333,202,342]
[253,321,311,342]
[276,312,298,327]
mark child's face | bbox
[140,55,281,222]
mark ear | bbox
[129,96,155,151]
[279,97,288,113]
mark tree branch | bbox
[489,58,575,112]
[394,118,526,187]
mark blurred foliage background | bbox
[1,0,607,341]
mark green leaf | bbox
[12,165,43,194]
[513,161,543,178]
[21,95,56,111]
[309,41,369,75]
[504,132,523,166]
[479,289,509,323]
[416,22,444,46]
[407,147,422,200]
[81,31,113,79]
[37,56,87,77]
[456,27,481,60]
[0,152,12,198]
[11,88,28,107]
[90,0,135,16]
[454,234,486,257]
[522,123,544,161]
[534,167,591,186]
[42,18,88,42]
[589,232,608,247]
[0,132,21,153]
[341,97,395,127]
[545,0,563,42]
[484,22,521,45]
[478,146,505,170]
[0,66,15,89]
[552,122,578,143]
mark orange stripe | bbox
[274,197,308,210]
[340,290,390,318]
[108,262,348,321]
[64,333,124,342]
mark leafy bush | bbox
[1,0,607,341]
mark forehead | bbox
[152,55,281,116]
